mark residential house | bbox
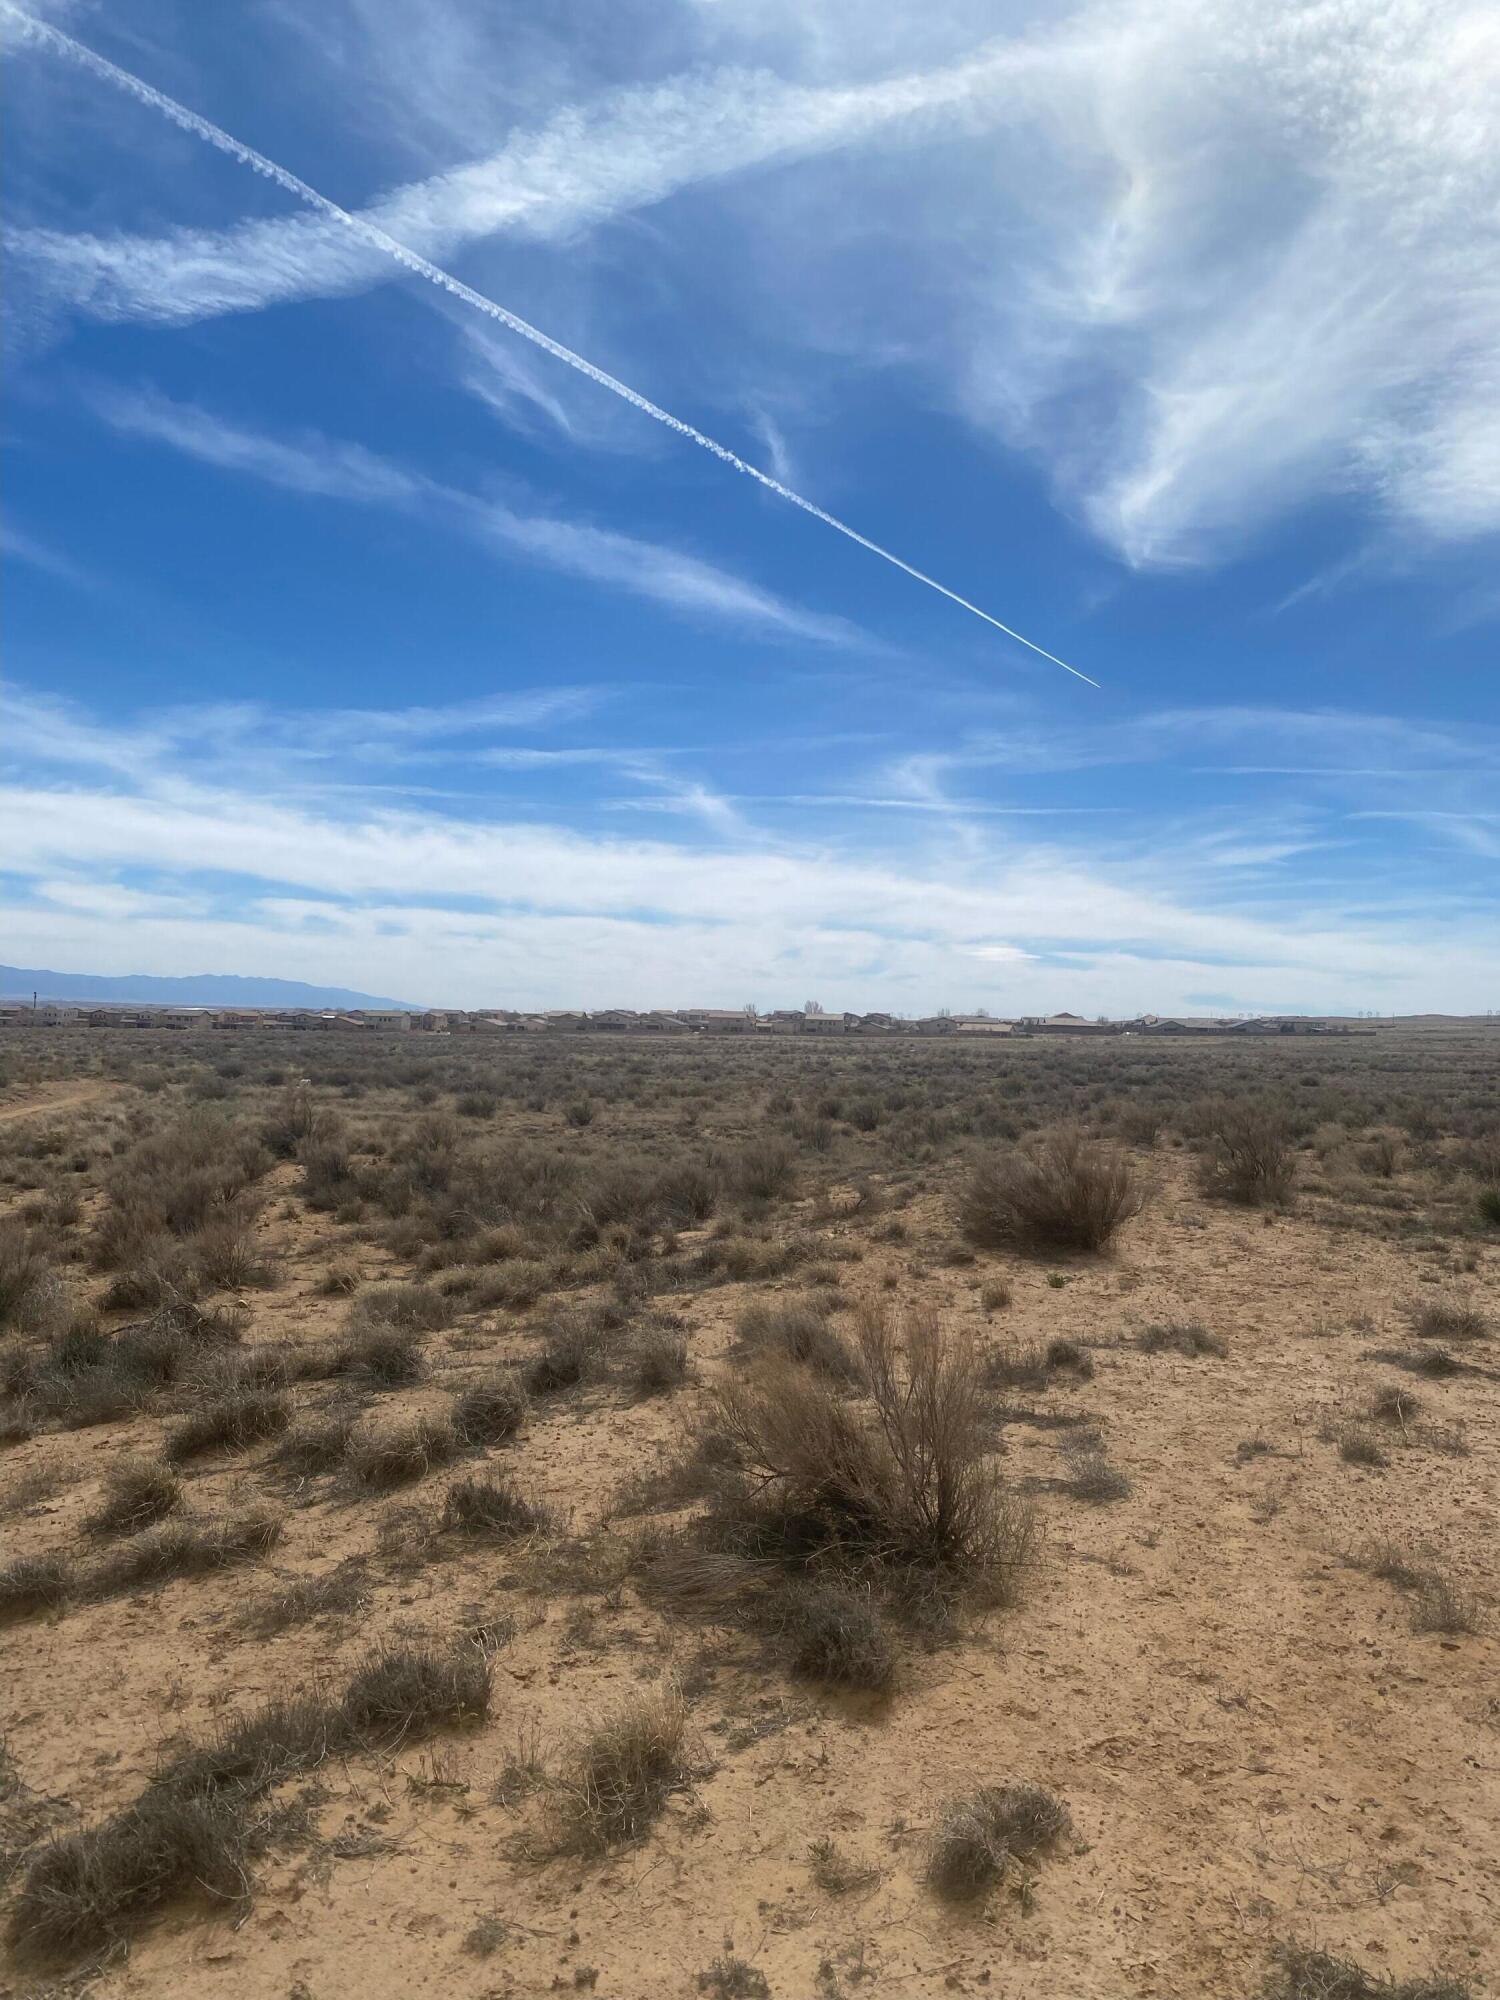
[678,1009,755,1034]
[800,1012,851,1036]
[1026,1013,1119,1035]
[757,1010,806,1035]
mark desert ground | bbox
[1,1023,1496,1999]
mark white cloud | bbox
[3,684,1496,1010]
[13,1,1499,564]
[0,766,1494,1010]
[10,44,1016,326]
[89,387,857,640]
[0,522,94,587]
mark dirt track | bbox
[0,1083,117,1123]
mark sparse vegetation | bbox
[927,1782,1071,1899]
[1198,1097,1296,1205]
[779,1579,896,1689]
[451,1371,528,1444]
[554,1684,690,1852]
[959,1128,1143,1252]
[164,1387,290,1462]
[713,1308,1038,1599]
[0,1554,72,1622]
[1139,1320,1228,1358]
[441,1473,552,1540]
[86,1460,182,1537]
[338,1641,492,1745]
[2,1015,1496,1987]
[1411,1299,1488,1343]
[347,1414,459,1489]
[1065,1434,1132,1502]
[1261,1943,1474,1999]
[7,1640,488,1960]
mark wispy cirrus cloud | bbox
[0,520,95,587]
[8,43,1020,328]
[3,682,1498,1013]
[12,1,1500,570]
[89,385,858,641]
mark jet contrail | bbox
[6,7,1099,688]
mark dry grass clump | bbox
[553,1684,690,1852]
[1332,1425,1388,1468]
[1197,1098,1295,1206]
[985,1337,1094,1389]
[189,1217,275,1292]
[451,1372,528,1445]
[86,1460,182,1538]
[1139,1320,1228,1358]
[927,1782,1071,1899]
[1409,1574,1485,1637]
[338,1641,492,1746]
[89,1510,283,1597]
[737,1296,857,1380]
[523,1308,607,1396]
[1,1514,290,1625]
[631,1325,690,1394]
[807,1837,880,1895]
[7,1641,489,1962]
[2,1308,212,1433]
[1261,1943,1474,1999]
[1064,1434,1132,1503]
[959,1129,1143,1253]
[1364,1383,1422,1427]
[8,1790,251,1964]
[273,1411,360,1477]
[334,1322,425,1387]
[239,1561,369,1636]
[696,1955,771,1998]
[779,1579,895,1690]
[440,1474,552,1541]
[727,1136,797,1202]
[1350,1541,1485,1637]
[348,1414,459,1490]
[164,1388,290,1463]
[0,1554,72,1623]
[345,1281,450,1334]
[1410,1299,1488,1342]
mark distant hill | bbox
[0,965,422,1011]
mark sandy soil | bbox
[1,1085,1495,1999]
[0,1083,118,1124]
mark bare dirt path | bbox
[0,1081,118,1123]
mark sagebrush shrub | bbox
[959,1129,1142,1253]
[1197,1098,1295,1205]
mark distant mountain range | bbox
[0,965,422,1011]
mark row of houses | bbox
[0,1003,1374,1038]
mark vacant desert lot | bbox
[1,1024,1496,1999]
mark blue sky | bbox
[2,0,1497,1014]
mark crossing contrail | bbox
[6,7,1099,688]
